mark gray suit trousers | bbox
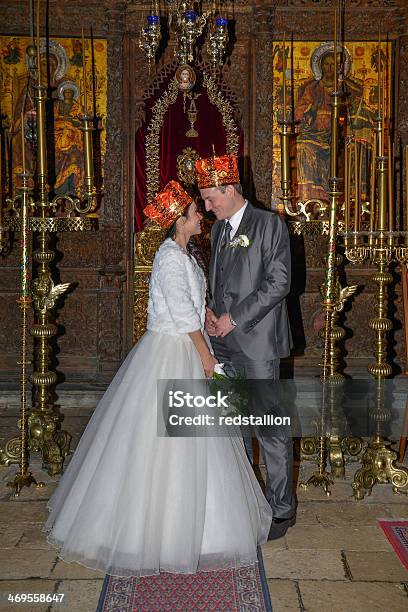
[211,337,294,519]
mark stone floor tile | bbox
[385,503,408,519]
[262,549,346,581]
[0,501,48,523]
[286,525,393,552]
[345,551,408,582]
[0,480,56,503]
[0,524,23,548]
[17,526,54,550]
[299,580,408,612]
[261,537,288,553]
[267,579,300,612]
[52,579,103,611]
[51,560,105,580]
[296,480,354,502]
[313,502,394,526]
[0,550,57,579]
[291,504,320,525]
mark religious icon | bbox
[54,80,84,195]
[272,40,391,208]
[175,64,196,92]
[0,35,107,196]
[57,81,81,117]
[295,42,360,202]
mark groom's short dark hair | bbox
[216,184,243,196]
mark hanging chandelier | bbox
[139,1,230,69]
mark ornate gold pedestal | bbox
[0,216,93,477]
[133,222,164,342]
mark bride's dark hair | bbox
[164,208,208,280]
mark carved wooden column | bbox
[398,28,408,231]
[104,1,126,225]
[97,1,128,373]
[252,5,275,207]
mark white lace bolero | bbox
[147,238,206,335]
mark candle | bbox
[36,0,41,85]
[290,33,294,124]
[377,29,381,116]
[344,142,349,230]
[388,133,394,232]
[82,116,94,195]
[283,32,287,123]
[30,0,34,46]
[386,38,394,232]
[382,43,386,154]
[82,27,88,115]
[334,7,338,93]
[405,145,408,232]
[21,110,26,173]
[354,140,360,231]
[90,27,96,117]
[370,135,376,233]
[0,106,3,226]
[378,32,385,157]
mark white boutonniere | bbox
[229,234,252,248]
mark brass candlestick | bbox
[0,172,39,494]
[300,11,360,491]
[349,151,408,499]
[0,28,97,482]
[300,84,343,494]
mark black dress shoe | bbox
[267,515,295,541]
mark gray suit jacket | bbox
[209,202,293,361]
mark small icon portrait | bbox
[175,64,196,92]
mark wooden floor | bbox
[0,402,407,612]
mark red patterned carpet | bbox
[97,549,272,611]
[379,519,408,570]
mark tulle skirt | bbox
[43,330,272,577]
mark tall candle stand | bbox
[343,118,408,499]
[299,79,348,494]
[1,171,43,495]
[0,41,98,484]
[278,28,361,490]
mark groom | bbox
[195,153,295,539]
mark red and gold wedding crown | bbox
[195,154,240,189]
[143,180,193,229]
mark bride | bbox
[43,180,272,577]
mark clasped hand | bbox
[205,308,235,338]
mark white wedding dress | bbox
[43,238,272,577]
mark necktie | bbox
[219,221,232,252]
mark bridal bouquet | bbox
[211,363,249,417]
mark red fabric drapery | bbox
[134,69,244,231]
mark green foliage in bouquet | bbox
[211,368,250,417]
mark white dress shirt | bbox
[226,200,248,239]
